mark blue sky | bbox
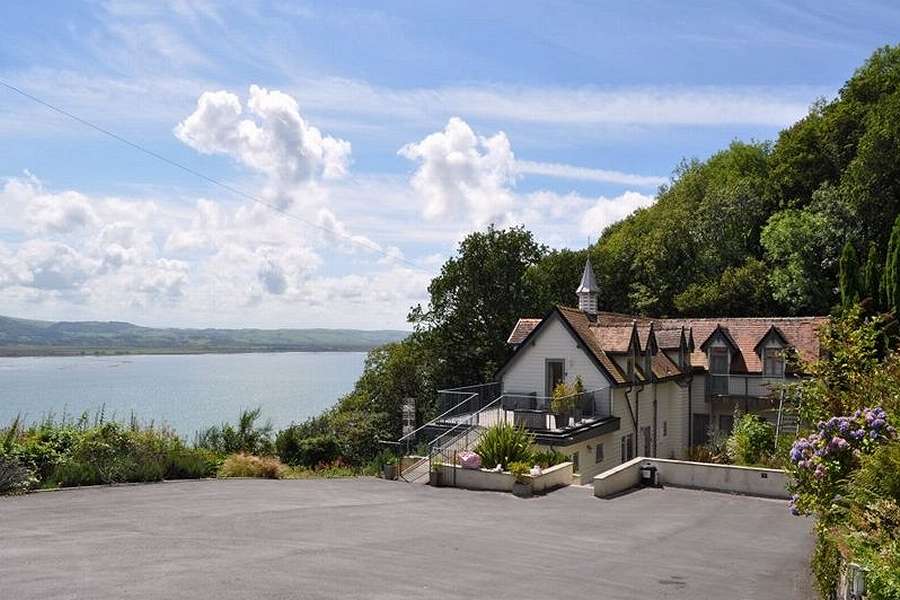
[0,1,897,328]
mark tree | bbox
[839,241,861,307]
[883,216,900,314]
[761,208,841,314]
[409,226,547,386]
[863,241,882,305]
[674,258,774,316]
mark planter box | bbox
[435,461,574,494]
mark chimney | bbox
[575,258,600,315]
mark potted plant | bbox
[508,461,533,498]
[429,458,443,486]
[550,382,576,429]
[382,454,398,480]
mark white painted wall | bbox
[593,458,790,499]
[500,313,609,396]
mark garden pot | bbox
[382,464,397,480]
[429,468,442,486]
[512,480,533,498]
[554,412,569,429]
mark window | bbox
[571,451,580,473]
[595,443,604,464]
[545,359,565,396]
[764,347,784,377]
[709,347,729,374]
[663,421,668,437]
[620,433,634,463]
[709,347,730,395]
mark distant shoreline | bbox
[0,346,380,358]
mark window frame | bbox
[595,442,604,464]
[763,346,785,377]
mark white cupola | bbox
[576,258,600,315]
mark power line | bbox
[0,78,430,274]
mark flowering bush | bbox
[788,407,897,517]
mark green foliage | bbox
[811,525,842,600]
[532,448,569,469]
[474,423,535,470]
[409,225,546,386]
[675,258,774,316]
[761,205,842,314]
[0,455,36,495]
[864,241,882,304]
[726,413,775,466]
[275,428,340,468]
[194,408,274,456]
[786,307,890,425]
[1,413,216,489]
[507,461,531,483]
[884,216,900,314]
[549,381,579,414]
[840,241,862,307]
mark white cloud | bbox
[515,160,666,188]
[175,85,352,190]
[581,191,655,235]
[399,117,516,226]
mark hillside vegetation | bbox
[0,315,408,356]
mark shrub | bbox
[507,461,531,483]
[0,455,36,495]
[532,448,568,468]
[275,427,341,467]
[195,408,274,456]
[727,413,775,465]
[788,407,897,517]
[218,453,285,479]
[474,423,534,470]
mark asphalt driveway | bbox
[1,478,814,600]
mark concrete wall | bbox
[593,457,790,499]
[538,435,619,484]
[437,462,574,494]
[501,313,609,396]
[592,457,643,498]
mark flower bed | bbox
[434,461,573,494]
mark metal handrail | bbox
[429,397,503,451]
[394,392,477,444]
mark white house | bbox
[489,259,826,484]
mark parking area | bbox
[1,478,814,599]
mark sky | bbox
[0,1,898,329]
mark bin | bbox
[639,463,658,487]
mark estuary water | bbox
[0,352,366,437]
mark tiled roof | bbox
[507,318,542,344]
[652,316,826,373]
[594,325,635,353]
[506,306,826,382]
[652,352,682,379]
[654,327,684,349]
[556,307,628,384]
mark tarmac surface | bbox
[1,478,815,599]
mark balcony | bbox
[706,374,787,399]
[436,383,612,433]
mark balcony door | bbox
[545,359,565,397]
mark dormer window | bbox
[764,347,784,377]
[708,346,729,395]
[709,347,729,375]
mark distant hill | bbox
[0,315,409,356]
